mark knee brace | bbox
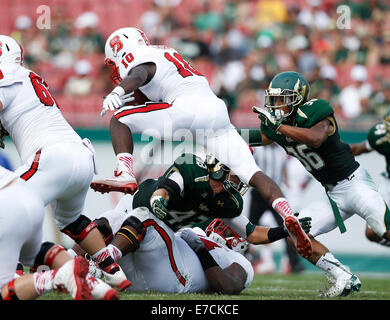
[116,216,146,252]
[32,241,65,271]
[61,215,97,244]
[1,279,18,300]
[94,217,113,245]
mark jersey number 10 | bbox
[165,52,202,78]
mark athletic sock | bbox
[116,153,135,177]
[33,269,57,295]
[91,247,120,274]
[272,198,294,219]
[107,244,122,262]
[315,252,352,280]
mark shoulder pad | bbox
[296,98,334,128]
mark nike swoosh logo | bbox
[114,171,122,177]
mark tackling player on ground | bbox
[249,71,390,297]
[91,27,312,259]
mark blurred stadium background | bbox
[1,0,390,276]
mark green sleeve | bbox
[236,128,263,146]
[296,99,334,128]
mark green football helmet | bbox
[265,71,311,122]
[205,154,249,196]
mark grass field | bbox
[38,272,390,300]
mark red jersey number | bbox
[29,72,55,107]
[165,52,202,78]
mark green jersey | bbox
[261,98,359,186]
[367,122,390,176]
[132,153,243,231]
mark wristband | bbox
[267,226,289,243]
[112,86,125,97]
[195,247,219,270]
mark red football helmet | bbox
[205,219,248,254]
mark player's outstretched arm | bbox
[247,216,312,245]
[180,229,246,295]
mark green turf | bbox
[37,272,390,300]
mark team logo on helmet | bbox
[109,35,123,57]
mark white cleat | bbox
[86,274,119,300]
[53,256,92,300]
[102,266,132,291]
[91,171,138,195]
[320,274,361,298]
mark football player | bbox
[91,27,312,259]
[0,165,118,300]
[350,108,390,247]
[78,153,311,293]
[249,71,390,297]
[0,35,130,291]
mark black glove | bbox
[294,212,312,234]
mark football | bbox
[124,89,151,106]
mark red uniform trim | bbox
[115,102,172,119]
[20,149,42,181]
[143,219,186,286]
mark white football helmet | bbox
[104,27,150,84]
[205,219,249,255]
[0,35,23,71]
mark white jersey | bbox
[192,229,254,291]
[0,67,81,163]
[0,166,18,189]
[118,45,214,103]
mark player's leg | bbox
[205,126,312,258]
[332,166,390,243]
[100,206,190,292]
[299,201,361,297]
[91,102,174,194]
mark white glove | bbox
[120,92,135,105]
[101,86,125,117]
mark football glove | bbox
[120,92,135,105]
[101,87,128,117]
[150,196,169,220]
[179,228,205,253]
[252,106,282,132]
[294,212,312,234]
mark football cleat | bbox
[320,274,361,298]
[284,215,312,259]
[86,255,103,279]
[102,266,132,291]
[53,256,92,300]
[90,171,138,194]
[86,274,119,300]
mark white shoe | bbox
[86,274,119,300]
[320,274,361,298]
[102,265,132,291]
[91,171,138,194]
[53,256,92,300]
